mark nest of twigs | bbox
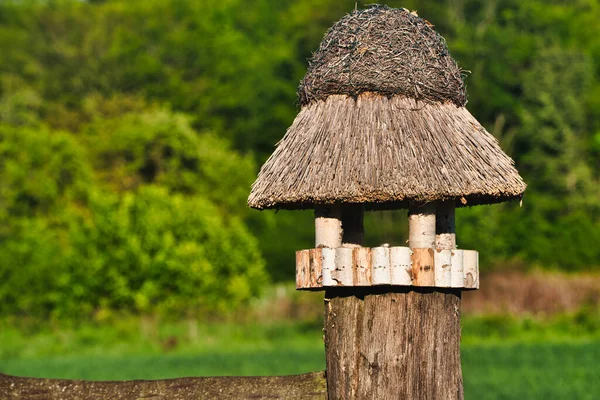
[298,5,467,107]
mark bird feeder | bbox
[249,5,525,399]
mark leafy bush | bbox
[0,123,90,219]
[55,186,267,317]
[0,112,267,319]
[83,110,256,216]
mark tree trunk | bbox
[324,287,463,400]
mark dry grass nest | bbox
[298,5,467,107]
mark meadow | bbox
[2,283,599,399]
[2,341,599,399]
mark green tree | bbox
[1,0,600,291]
[0,112,268,318]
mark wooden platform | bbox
[296,246,479,290]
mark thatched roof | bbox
[248,6,526,210]
[248,94,525,210]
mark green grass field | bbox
[1,314,599,399]
[2,342,599,399]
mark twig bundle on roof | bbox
[298,5,466,107]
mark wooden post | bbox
[324,202,464,399]
[341,204,364,247]
[435,201,456,249]
[409,203,435,286]
[315,205,342,248]
[324,287,463,399]
[435,201,455,287]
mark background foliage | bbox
[0,0,599,318]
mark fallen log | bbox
[0,371,327,400]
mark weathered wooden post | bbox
[249,5,526,399]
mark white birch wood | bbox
[463,250,479,289]
[322,247,335,286]
[390,246,412,285]
[434,249,452,287]
[434,202,455,287]
[353,247,372,286]
[371,246,391,285]
[334,247,353,286]
[450,250,464,288]
[435,201,456,250]
[315,205,342,248]
[408,203,436,249]
[297,245,477,289]
[409,204,436,286]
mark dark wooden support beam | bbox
[341,204,364,247]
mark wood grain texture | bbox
[324,287,463,400]
[353,247,372,286]
[411,248,435,287]
[308,248,323,288]
[296,250,310,289]
[0,372,327,400]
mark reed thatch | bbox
[248,6,526,210]
[298,5,466,107]
[249,94,525,210]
